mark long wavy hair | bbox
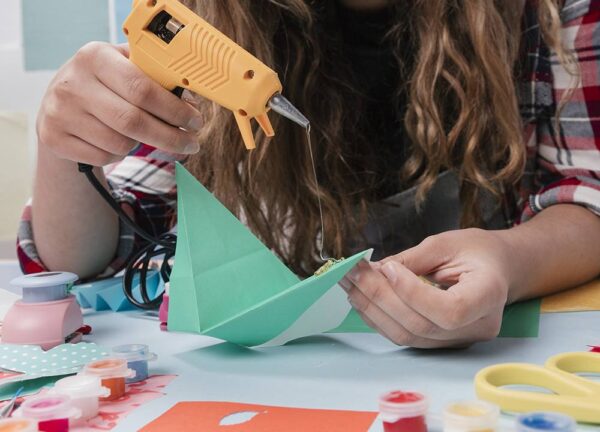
[182,0,573,275]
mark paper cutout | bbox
[0,343,108,390]
[590,346,600,353]
[541,278,600,313]
[140,401,378,432]
[73,272,162,312]
[168,163,369,346]
[0,375,63,401]
[21,0,110,71]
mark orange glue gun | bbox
[123,0,309,149]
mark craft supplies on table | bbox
[15,394,80,432]
[0,418,38,432]
[49,375,109,422]
[516,412,577,432]
[3,272,84,350]
[80,359,134,401]
[475,351,600,423]
[111,344,157,383]
[378,390,428,432]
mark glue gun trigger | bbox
[255,113,274,137]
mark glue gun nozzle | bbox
[268,93,310,131]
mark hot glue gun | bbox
[123,0,309,149]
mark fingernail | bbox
[184,140,200,154]
[347,267,360,283]
[187,116,203,132]
[381,262,398,284]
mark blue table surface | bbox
[1,262,599,431]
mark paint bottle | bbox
[378,390,428,432]
[443,400,499,432]
[516,412,576,432]
[51,375,110,421]
[81,358,134,401]
[17,394,81,432]
[111,344,157,383]
[0,418,38,432]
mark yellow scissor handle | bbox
[546,351,600,381]
[474,361,600,423]
[124,0,281,150]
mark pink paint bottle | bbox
[17,394,81,432]
[379,390,428,432]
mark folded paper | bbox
[168,163,370,346]
[140,401,378,432]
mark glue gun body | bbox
[123,0,307,150]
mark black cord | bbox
[78,163,175,309]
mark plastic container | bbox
[379,391,428,432]
[11,272,78,303]
[51,375,110,421]
[17,394,81,432]
[112,344,157,383]
[516,412,577,432]
[443,400,499,432]
[81,358,134,401]
[0,418,38,432]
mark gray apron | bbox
[353,170,510,261]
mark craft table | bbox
[1,261,599,431]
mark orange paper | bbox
[541,278,600,313]
[140,401,378,432]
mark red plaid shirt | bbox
[17,0,600,275]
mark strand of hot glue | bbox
[305,126,345,275]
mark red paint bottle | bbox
[379,391,428,432]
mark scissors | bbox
[475,352,600,424]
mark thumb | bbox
[382,236,450,276]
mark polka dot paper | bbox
[0,343,109,379]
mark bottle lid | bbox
[11,272,78,303]
[444,400,499,430]
[52,374,110,399]
[0,418,38,432]
[19,395,81,421]
[82,358,135,379]
[112,344,157,362]
[516,412,577,432]
[379,391,428,423]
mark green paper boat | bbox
[168,163,369,346]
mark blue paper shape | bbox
[22,0,110,71]
[114,0,131,44]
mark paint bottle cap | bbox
[516,412,577,432]
[379,391,428,423]
[51,374,111,399]
[0,418,38,432]
[112,344,157,362]
[443,400,499,431]
[11,272,78,303]
[82,358,135,379]
[18,394,81,421]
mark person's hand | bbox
[340,228,519,348]
[37,42,203,166]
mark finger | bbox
[380,261,502,331]
[93,46,203,132]
[380,235,453,276]
[52,134,123,166]
[84,81,199,154]
[66,113,137,157]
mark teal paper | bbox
[22,0,110,71]
[330,300,541,338]
[169,163,368,346]
[0,376,70,401]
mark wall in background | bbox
[0,0,129,258]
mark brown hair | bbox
[183,0,572,276]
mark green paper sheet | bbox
[169,163,369,346]
[0,375,71,401]
[331,299,541,338]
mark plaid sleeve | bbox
[522,0,600,220]
[17,145,179,277]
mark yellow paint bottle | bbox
[443,400,500,432]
